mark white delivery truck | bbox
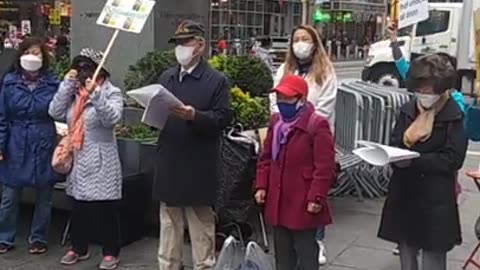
[361,0,477,94]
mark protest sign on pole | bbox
[96,0,155,34]
[89,0,155,86]
[398,0,429,29]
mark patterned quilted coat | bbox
[49,79,123,201]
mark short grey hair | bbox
[194,36,206,51]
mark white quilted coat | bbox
[49,79,123,201]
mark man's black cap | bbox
[168,20,206,43]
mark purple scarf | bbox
[271,115,300,161]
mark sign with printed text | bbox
[8,25,16,39]
[49,9,61,25]
[474,8,480,96]
[398,0,429,29]
[21,20,31,35]
[96,0,155,34]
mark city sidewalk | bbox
[1,153,480,270]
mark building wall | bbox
[153,0,210,52]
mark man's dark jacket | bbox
[153,60,232,206]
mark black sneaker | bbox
[29,242,47,255]
[0,243,11,255]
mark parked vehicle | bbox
[362,0,477,94]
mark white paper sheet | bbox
[126,84,183,130]
[353,140,420,167]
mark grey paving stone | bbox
[3,154,480,270]
[332,246,399,270]
[325,265,364,270]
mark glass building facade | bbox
[209,0,390,51]
[313,0,387,46]
[209,0,302,47]
[0,0,71,36]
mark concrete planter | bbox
[122,107,144,126]
[117,137,156,176]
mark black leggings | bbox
[69,198,121,257]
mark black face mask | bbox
[72,57,96,87]
[78,68,94,87]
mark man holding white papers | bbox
[153,20,231,270]
[378,54,468,270]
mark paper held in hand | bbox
[353,140,420,167]
[126,84,184,130]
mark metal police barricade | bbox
[331,81,411,199]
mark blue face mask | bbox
[277,100,302,121]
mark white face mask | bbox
[415,93,441,109]
[293,42,314,60]
[20,54,42,72]
[175,45,196,67]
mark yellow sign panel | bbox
[390,0,400,22]
[474,8,480,97]
[49,9,61,25]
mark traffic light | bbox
[343,12,352,22]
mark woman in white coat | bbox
[270,24,338,265]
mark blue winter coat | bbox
[0,71,61,188]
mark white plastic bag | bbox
[214,236,245,270]
[242,241,275,270]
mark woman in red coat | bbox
[255,75,336,270]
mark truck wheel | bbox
[371,65,401,87]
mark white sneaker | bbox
[317,241,327,265]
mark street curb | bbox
[333,60,366,68]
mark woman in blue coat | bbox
[0,37,60,255]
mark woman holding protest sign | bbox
[49,48,124,270]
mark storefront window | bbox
[247,0,255,12]
[247,13,254,25]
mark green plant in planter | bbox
[115,123,158,141]
[50,55,70,79]
[124,50,177,91]
[209,55,273,97]
[230,86,269,130]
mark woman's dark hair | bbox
[406,54,456,94]
[11,36,49,73]
[435,52,457,69]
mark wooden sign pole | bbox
[89,29,120,88]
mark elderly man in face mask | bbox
[153,20,232,270]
